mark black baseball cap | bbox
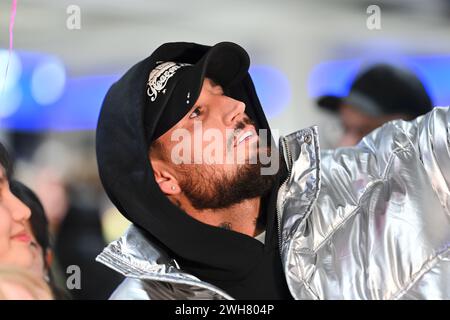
[317,64,433,118]
[144,42,250,142]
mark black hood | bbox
[96,42,290,299]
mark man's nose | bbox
[223,98,246,127]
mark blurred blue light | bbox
[0,49,119,131]
[0,86,22,119]
[0,74,118,131]
[407,56,450,107]
[0,50,22,91]
[0,50,23,119]
[3,51,450,132]
[31,58,66,105]
[308,56,450,107]
[308,60,361,99]
[45,75,119,131]
[249,65,291,119]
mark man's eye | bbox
[189,106,202,119]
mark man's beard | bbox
[177,156,277,210]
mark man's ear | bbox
[150,159,181,195]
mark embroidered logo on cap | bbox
[147,61,191,102]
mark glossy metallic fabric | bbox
[281,107,449,299]
[97,225,233,300]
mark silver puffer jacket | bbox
[97,107,450,300]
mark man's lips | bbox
[11,231,32,243]
[233,125,258,147]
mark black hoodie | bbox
[96,42,291,299]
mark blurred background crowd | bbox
[0,0,449,299]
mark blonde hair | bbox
[0,266,53,300]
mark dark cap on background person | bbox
[317,63,433,119]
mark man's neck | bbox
[175,196,263,237]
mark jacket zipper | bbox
[276,136,293,255]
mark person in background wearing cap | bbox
[318,64,433,147]
[96,42,449,300]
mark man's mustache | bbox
[227,117,257,150]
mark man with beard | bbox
[96,42,449,299]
